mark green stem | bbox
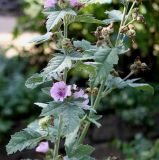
[63,22,68,82]
[53,115,62,160]
[115,6,127,47]
[123,1,136,26]
[78,80,106,144]
[64,23,68,38]
[123,71,134,81]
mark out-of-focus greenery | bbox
[102,87,159,126]
[0,51,49,139]
[112,134,159,160]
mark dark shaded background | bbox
[0,0,159,159]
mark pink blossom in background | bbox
[36,141,49,153]
[44,0,57,8]
[73,89,90,109]
[70,0,78,6]
[50,81,72,101]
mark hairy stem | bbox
[53,115,62,160]
[78,80,107,144]
[63,23,68,82]
[115,5,128,47]
[123,71,134,81]
[123,1,136,26]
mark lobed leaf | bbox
[41,100,84,134]
[75,14,104,24]
[25,73,44,89]
[42,54,72,80]
[28,32,53,44]
[6,128,44,155]
[46,9,76,32]
[106,75,154,94]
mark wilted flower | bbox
[73,89,90,109]
[50,81,71,101]
[36,141,49,153]
[44,0,57,8]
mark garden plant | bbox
[6,0,154,159]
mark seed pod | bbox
[120,26,129,33]
[132,12,138,19]
[128,24,135,30]
[126,29,136,38]
[94,26,103,38]
[62,38,74,53]
[136,15,145,23]
[130,57,149,74]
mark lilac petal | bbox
[66,85,72,97]
[44,0,57,8]
[73,89,90,109]
[73,89,85,99]
[50,81,72,101]
[36,141,49,153]
[70,0,78,6]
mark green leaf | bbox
[42,54,72,80]
[88,114,102,128]
[69,52,94,61]
[6,128,44,154]
[34,102,48,108]
[65,126,80,155]
[42,87,51,96]
[103,10,124,24]
[72,62,96,75]
[46,9,76,32]
[91,46,128,86]
[128,83,154,95]
[105,10,123,21]
[75,14,104,24]
[25,73,44,89]
[73,39,96,51]
[28,32,53,44]
[41,100,84,134]
[69,144,94,159]
[106,75,154,94]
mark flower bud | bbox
[128,24,135,30]
[62,38,74,53]
[39,116,52,130]
[120,26,129,34]
[130,57,149,74]
[136,15,145,23]
[126,29,136,38]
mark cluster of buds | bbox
[130,56,149,74]
[94,23,114,47]
[132,8,145,23]
[39,116,53,130]
[120,24,136,42]
[62,38,74,53]
[85,87,99,96]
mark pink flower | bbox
[36,141,49,153]
[73,89,90,110]
[70,0,78,6]
[44,0,57,8]
[50,81,72,101]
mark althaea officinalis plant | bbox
[6,0,154,160]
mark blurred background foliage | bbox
[1,0,159,159]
